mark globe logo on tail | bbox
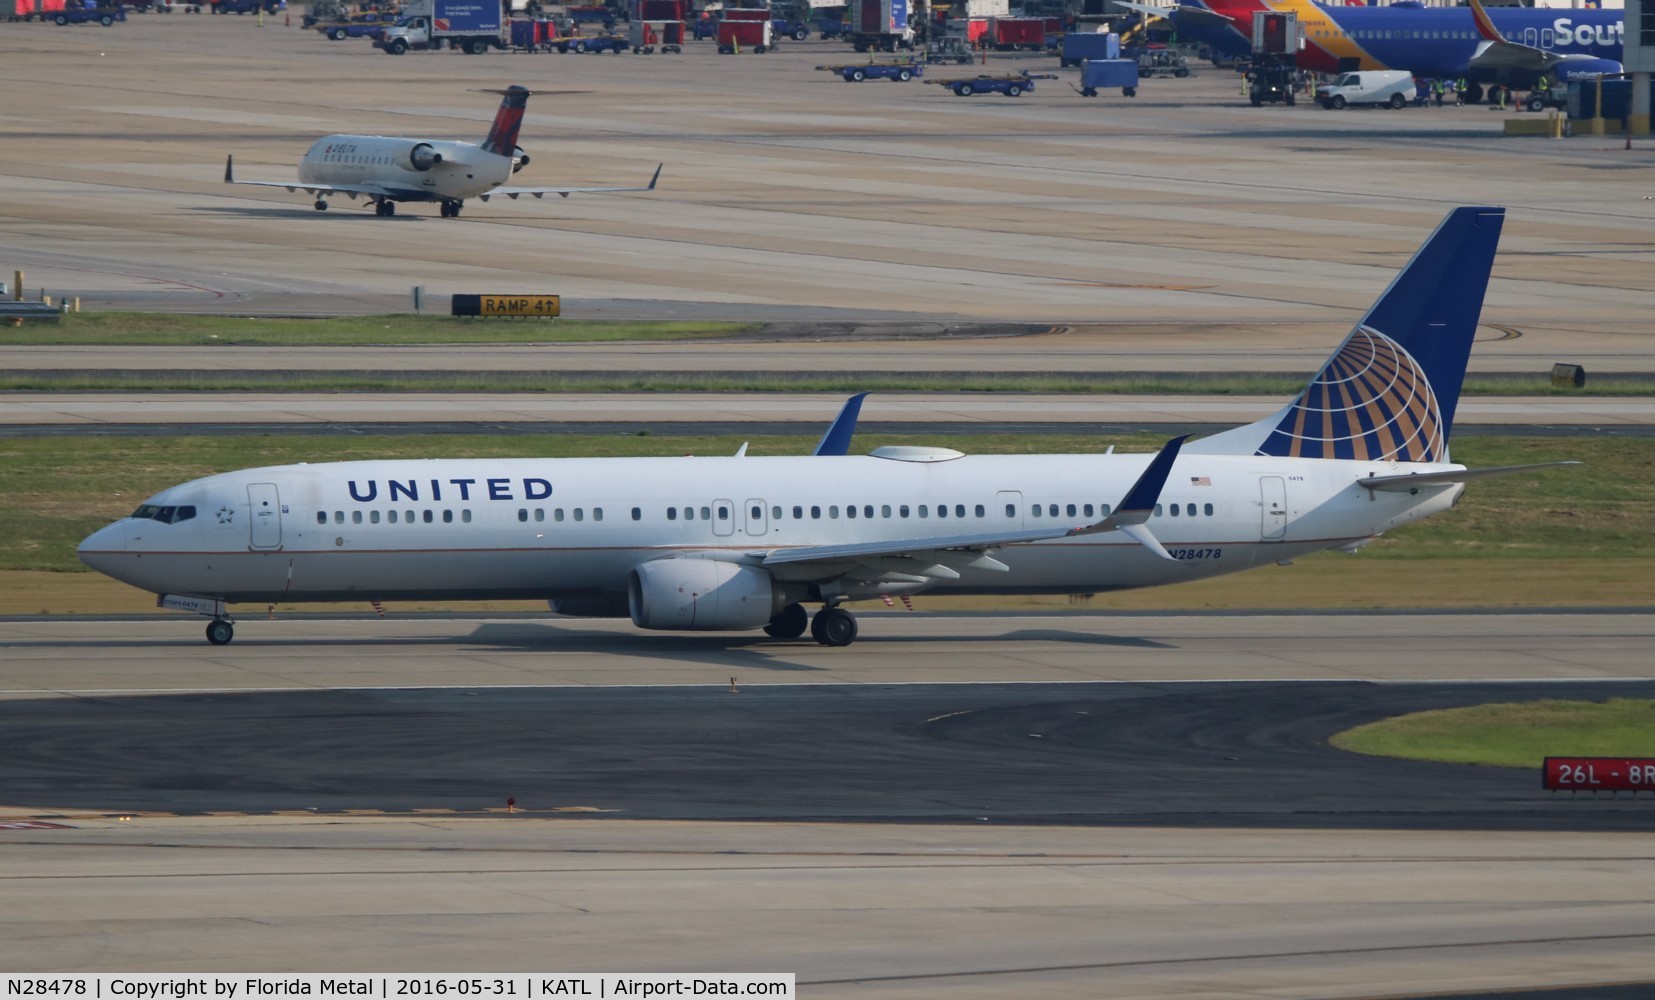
[1257,326,1445,463]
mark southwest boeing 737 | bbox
[224,85,661,218]
[1135,0,1623,104]
[78,207,1575,647]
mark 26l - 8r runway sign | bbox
[1543,757,1655,792]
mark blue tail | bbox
[1189,206,1504,463]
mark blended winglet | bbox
[813,393,869,456]
[1467,0,1504,43]
[224,154,234,184]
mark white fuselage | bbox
[78,452,1462,607]
[297,135,512,202]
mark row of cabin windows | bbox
[1312,28,1481,41]
[325,154,395,166]
[516,508,605,523]
[318,502,1217,529]
[316,509,474,526]
[519,502,1219,525]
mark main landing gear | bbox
[205,617,235,646]
[439,199,464,218]
[764,602,860,646]
[313,198,328,212]
[374,199,397,217]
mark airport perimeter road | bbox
[4,391,1653,431]
[2,20,1654,341]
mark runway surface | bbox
[6,391,1654,434]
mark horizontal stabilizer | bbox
[1358,461,1579,492]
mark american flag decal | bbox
[1256,326,1445,462]
[1190,476,1211,486]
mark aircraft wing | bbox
[1115,0,1231,30]
[479,163,663,201]
[1357,461,1579,492]
[761,436,1189,577]
[1465,0,1596,76]
[223,155,410,199]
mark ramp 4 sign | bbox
[452,294,561,318]
[1543,757,1655,792]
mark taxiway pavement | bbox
[3,612,1654,994]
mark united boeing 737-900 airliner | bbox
[79,207,1575,647]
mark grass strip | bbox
[1331,699,1655,769]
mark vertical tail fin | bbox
[480,85,532,157]
[1187,206,1505,463]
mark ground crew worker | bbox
[1432,78,1445,106]
[1455,77,1466,105]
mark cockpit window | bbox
[131,504,197,524]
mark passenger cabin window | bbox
[353,511,363,524]
[316,512,327,525]
[668,507,678,521]
[443,510,454,523]
[462,510,472,523]
[633,507,642,521]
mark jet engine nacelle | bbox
[408,142,444,171]
[1555,59,1623,83]
[548,594,631,618]
[628,559,783,631]
[511,146,530,174]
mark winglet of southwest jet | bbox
[1466,0,1505,43]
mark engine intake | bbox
[408,142,443,172]
[629,559,783,631]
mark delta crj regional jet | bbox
[223,85,660,218]
[79,207,1576,648]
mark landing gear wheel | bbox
[813,607,858,647]
[206,619,234,646]
[764,603,809,639]
[375,200,396,217]
[440,199,463,218]
[313,199,328,211]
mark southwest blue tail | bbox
[1188,206,1504,463]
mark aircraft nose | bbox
[77,519,129,574]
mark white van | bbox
[1317,70,1416,110]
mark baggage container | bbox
[1078,58,1137,97]
[989,16,1043,51]
[717,17,772,51]
[1059,29,1116,67]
